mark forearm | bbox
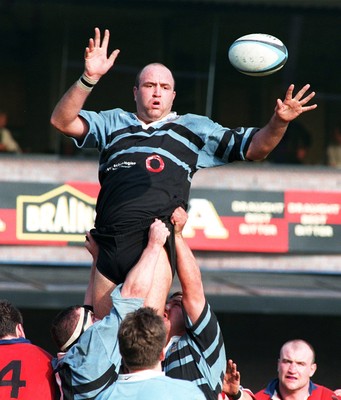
[50,78,93,138]
[175,233,205,321]
[246,114,288,160]
[144,248,172,315]
[121,242,163,299]
[83,259,96,306]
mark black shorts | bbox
[90,216,176,284]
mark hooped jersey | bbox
[163,301,226,400]
[76,109,258,227]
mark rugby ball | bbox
[228,33,288,77]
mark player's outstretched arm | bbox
[171,207,206,324]
[246,83,317,161]
[83,231,98,307]
[121,219,170,300]
[92,219,170,319]
[50,27,120,139]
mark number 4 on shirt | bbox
[0,360,26,398]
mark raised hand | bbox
[275,84,317,123]
[84,27,120,80]
[170,206,188,236]
[84,230,99,263]
[222,359,241,397]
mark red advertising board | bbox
[0,181,99,245]
[0,182,340,253]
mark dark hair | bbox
[0,299,23,338]
[134,63,176,90]
[118,307,166,371]
[50,305,82,350]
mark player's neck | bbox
[278,383,310,400]
[0,334,20,340]
[129,362,161,374]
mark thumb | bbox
[108,49,120,64]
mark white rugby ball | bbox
[228,33,288,77]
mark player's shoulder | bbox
[176,113,220,134]
[156,375,205,396]
[179,113,211,123]
[1,340,51,354]
[100,108,134,119]
[312,383,336,396]
[0,342,53,371]
[254,387,270,400]
[21,342,53,360]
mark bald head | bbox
[279,339,315,364]
[134,63,175,90]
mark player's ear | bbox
[160,347,166,362]
[16,323,26,338]
[309,363,317,377]
[133,86,138,101]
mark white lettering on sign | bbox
[230,199,281,236]
[300,214,328,225]
[288,202,338,238]
[244,213,272,223]
[25,195,95,233]
[185,199,228,239]
[288,202,340,215]
[239,223,278,236]
[294,224,333,237]
[232,201,284,214]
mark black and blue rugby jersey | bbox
[163,301,226,400]
[77,108,258,228]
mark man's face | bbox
[163,294,185,340]
[277,342,317,393]
[133,64,176,124]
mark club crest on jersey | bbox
[145,154,165,173]
[169,341,179,354]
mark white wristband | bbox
[76,74,99,92]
